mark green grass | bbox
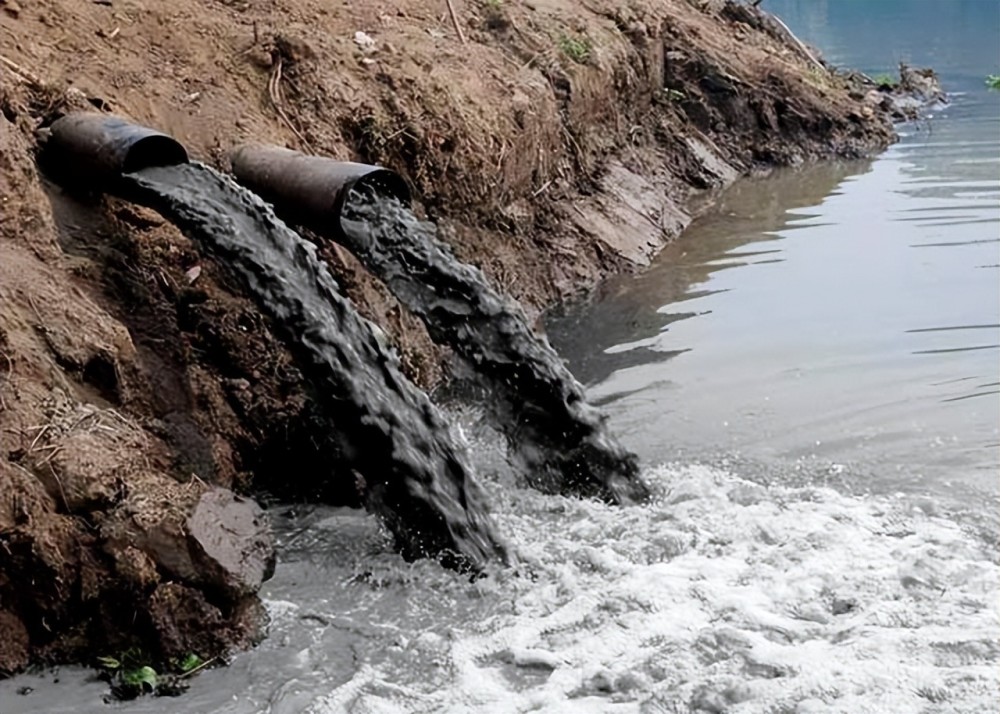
[558,33,592,64]
[986,75,1000,90]
[871,73,897,88]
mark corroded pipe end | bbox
[229,144,410,239]
[42,112,188,190]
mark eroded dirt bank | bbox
[1,0,898,676]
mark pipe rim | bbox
[122,135,190,174]
[344,169,412,208]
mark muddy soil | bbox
[1,0,897,675]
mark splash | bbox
[294,464,999,713]
[123,163,506,569]
[340,189,648,504]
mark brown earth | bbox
[1,0,898,676]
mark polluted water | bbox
[4,460,994,713]
[64,168,998,713]
[337,186,648,504]
[122,162,506,570]
[0,168,996,712]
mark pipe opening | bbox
[348,170,411,207]
[338,171,412,239]
[41,113,189,191]
[122,135,189,174]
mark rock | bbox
[103,481,274,598]
[187,487,275,597]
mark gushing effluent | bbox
[122,162,507,570]
[340,187,649,504]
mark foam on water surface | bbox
[0,463,994,714]
[301,464,998,714]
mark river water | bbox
[1,1,997,712]
[549,0,1000,503]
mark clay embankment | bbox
[1,0,898,674]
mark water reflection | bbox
[547,160,871,387]
[548,28,999,495]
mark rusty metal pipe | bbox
[229,145,410,240]
[42,112,188,189]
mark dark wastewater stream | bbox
[126,162,507,570]
[340,187,645,504]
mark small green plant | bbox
[558,33,592,65]
[98,650,159,698]
[986,74,1000,90]
[872,73,898,88]
[663,88,685,102]
[176,653,206,674]
[484,0,502,7]
[97,649,209,700]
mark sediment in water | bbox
[122,163,506,570]
[341,189,648,503]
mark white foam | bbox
[307,464,999,713]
